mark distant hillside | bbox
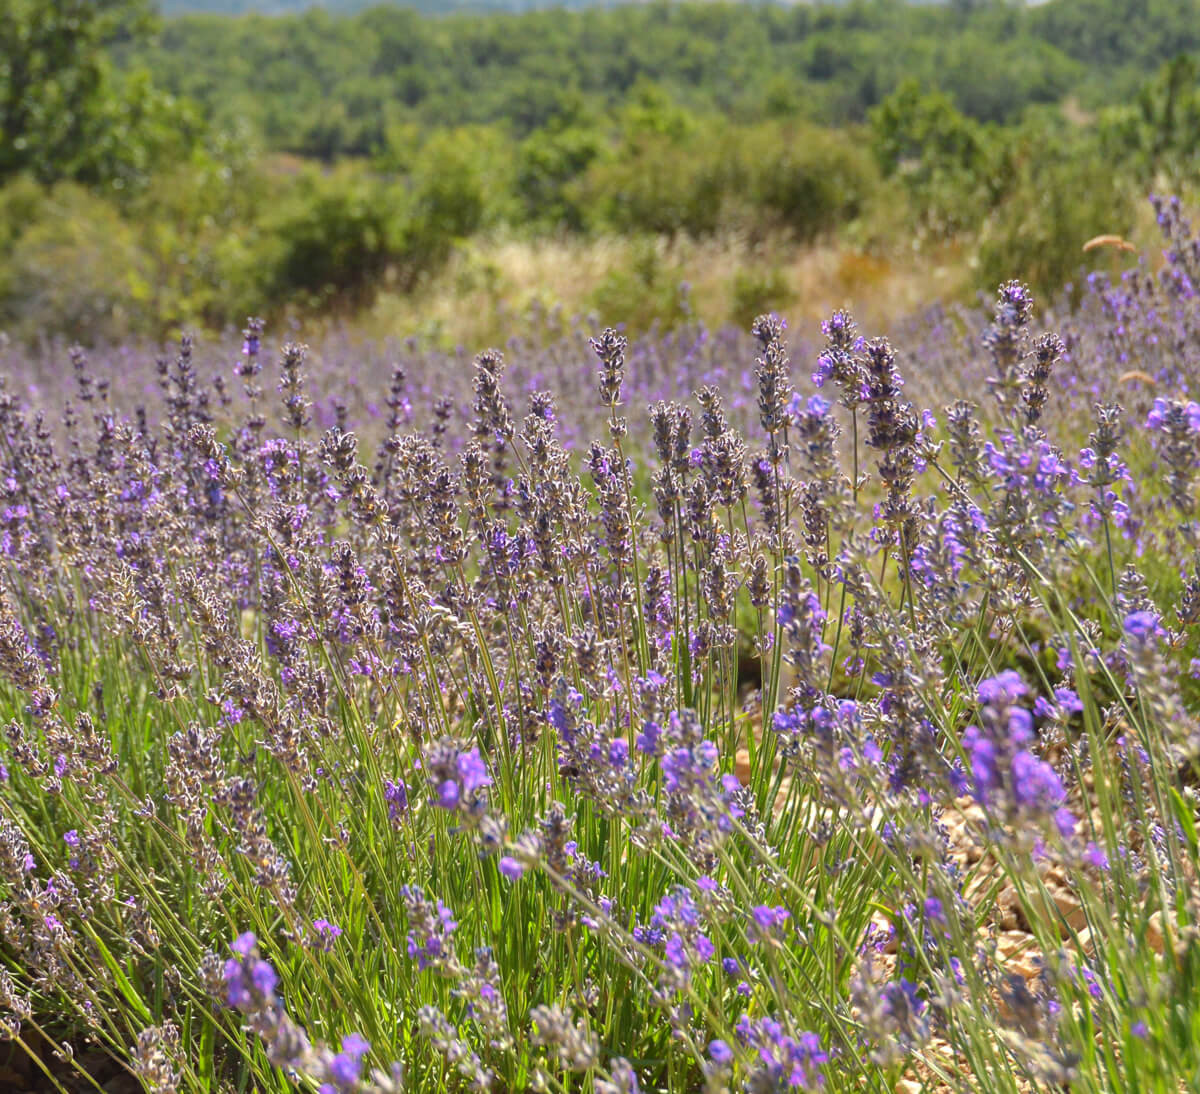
[157,1,393,12]
[158,0,636,13]
[141,0,1199,155]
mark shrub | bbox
[587,239,693,331]
[258,165,402,310]
[744,122,877,242]
[729,264,795,330]
[0,182,151,343]
[976,124,1136,299]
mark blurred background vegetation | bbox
[2,0,1199,345]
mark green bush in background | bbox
[1,0,1200,341]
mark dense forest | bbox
[139,0,1200,149]
[159,0,371,11]
[2,0,1199,343]
[157,0,612,12]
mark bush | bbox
[745,122,877,242]
[515,122,607,231]
[588,239,693,332]
[976,125,1136,299]
[576,118,874,243]
[0,182,151,343]
[257,166,403,311]
[869,79,1002,239]
[402,127,516,279]
[729,264,795,331]
[575,127,738,238]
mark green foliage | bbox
[588,241,692,332]
[79,69,210,192]
[257,166,403,311]
[559,84,724,237]
[515,120,607,231]
[120,145,273,330]
[132,0,1111,146]
[869,80,1001,237]
[976,122,1136,300]
[577,126,734,238]
[744,123,877,242]
[933,30,1083,124]
[871,80,987,180]
[0,173,44,259]
[1098,55,1200,183]
[404,127,515,258]
[728,264,795,332]
[1029,0,1200,97]
[233,139,508,317]
[574,118,875,243]
[3,0,1200,340]
[0,0,200,188]
[0,181,151,342]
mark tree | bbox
[0,0,159,182]
[868,78,1001,237]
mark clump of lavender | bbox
[1022,332,1064,425]
[982,280,1035,419]
[812,308,866,411]
[1146,396,1200,518]
[753,313,792,440]
[0,212,1195,1094]
[960,671,1073,841]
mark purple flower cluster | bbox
[0,199,1197,1093]
[733,1015,828,1091]
[223,931,280,1013]
[402,886,458,973]
[214,933,400,1093]
[422,740,492,819]
[962,672,1074,838]
[634,886,716,994]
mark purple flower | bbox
[231,931,257,957]
[662,742,717,793]
[748,904,791,943]
[1033,688,1083,720]
[403,887,457,972]
[312,918,343,951]
[664,934,687,971]
[1084,841,1109,869]
[977,670,1026,707]
[608,737,630,769]
[424,740,492,818]
[498,856,526,881]
[222,934,279,1014]
[735,1015,827,1090]
[384,778,409,824]
[1123,611,1160,643]
[437,779,461,810]
[250,959,278,998]
[223,962,252,1010]
[1010,750,1066,811]
[636,720,661,755]
[327,1033,370,1088]
[1054,808,1078,839]
[962,670,1070,831]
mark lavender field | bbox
[0,195,1198,1094]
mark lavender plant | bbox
[0,197,1197,1094]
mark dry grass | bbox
[355,229,978,349]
